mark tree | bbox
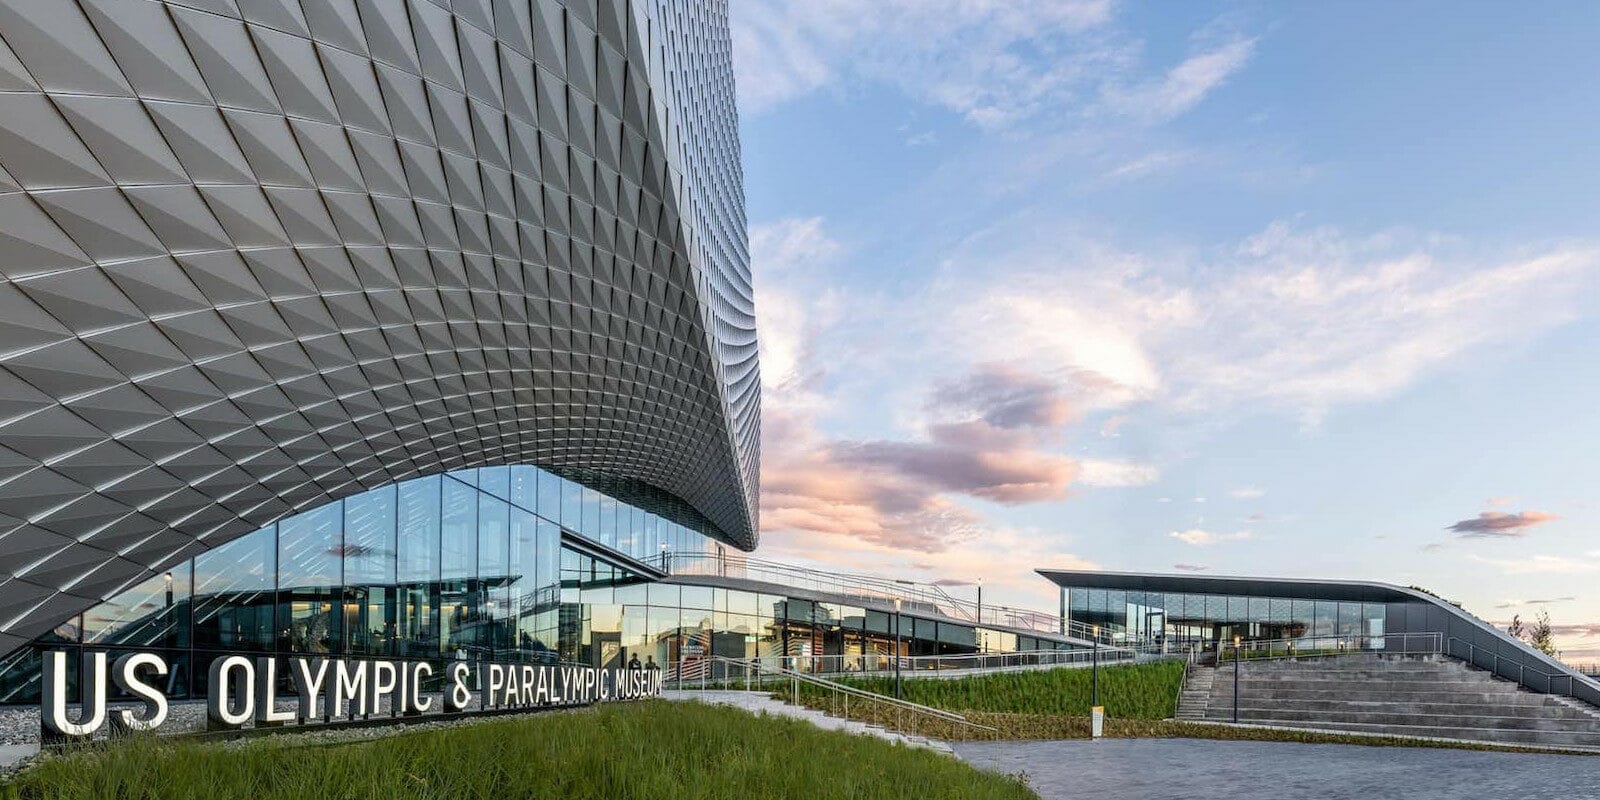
[1529,610,1559,658]
[1507,615,1525,640]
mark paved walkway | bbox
[661,690,951,752]
[954,738,1600,799]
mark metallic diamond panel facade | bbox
[0,0,758,658]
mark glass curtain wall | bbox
[1061,587,1387,650]
[0,465,721,703]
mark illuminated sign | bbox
[40,650,662,744]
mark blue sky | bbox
[729,2,1600,658]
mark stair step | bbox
[1224,718,1600,748]
[1191,653,1600,748]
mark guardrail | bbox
[1216,632,1443,663]
[661,551,1101,640]
[668,655,1000,741]
[664,646,1141,685]
[1447,637,1595,699]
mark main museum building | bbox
[0,0,1090,706]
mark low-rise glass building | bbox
[1037,568,1600,706]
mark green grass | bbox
[1,701,1035,800]
[818,660,1185,720]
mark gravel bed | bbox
[0,697,597,780]
[0,691,536,746]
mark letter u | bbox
[42,650,107,740]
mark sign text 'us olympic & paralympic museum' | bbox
[38,649,663,743]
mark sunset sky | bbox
[728,2,1600,658]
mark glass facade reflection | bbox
[1062,585,1386,649]
[0,466,1085,704]
[0,466,720,704]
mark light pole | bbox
[163,571,173,608]
[976,579,983,625]
[660,542,669,573]
[893,597,903,699]
[1232,634,1241,724]
[1091,624,1100,708]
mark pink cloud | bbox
[759,360,1081,553]
[930,363,1076,429]
[1447,510,1559,538]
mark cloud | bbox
[756,223,1089,554]
[1098,415,1130,437]
[935,220,1600,422]
[834,421,1078,505]
[732,0,1117,125]
[1467,553,1595,575]
[1104,38,1256,121]
[1494,597,1576,609]
[1447,510,1560,538]
[1229,486,1266,499]
[1105,149,1196,180]
[1169,529,1251,546]
[930,363,1076,429]
[1077,459,1161,487]
[1486,496,1516,508]
[732,2,1253,132]
[1173,563,1209,572]
[750,217,843,397]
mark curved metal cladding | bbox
[0,0,758,658]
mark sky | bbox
[727,1,1600,660]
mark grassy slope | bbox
[824,660,1186,719]
[2,701,1034,800]
[797,662,1600,754]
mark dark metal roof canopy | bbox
[1035,569,1425,604]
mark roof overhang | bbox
[1035,569,1425,604]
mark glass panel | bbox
[599,494,618,549]
[1268,597,1292,624]
[396,476,441,583]
[726,589,759,617]
[1337,602,1362,639]
[192,525,276,651]
[580,486,601,540]
[478,494,510,581]
[1291,599,1315,640]
[537,468,562,522]
[1364,603,1387,648]
[441,478,478,579]
[83,568,191,648]
[1313,601,1338,639]
[278,503,342,587]
[343,485,396,586]
[477,465,510,500]
[679,584,714,610]
[560,476,582,530]
[509,466,536,511]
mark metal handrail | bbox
[1170,642,1198,718]
[661,552,1082,638]
[753,647,1141,678]
[1217,632,1443,662]
[1446,637,1594,697]
[671,654,1000,739]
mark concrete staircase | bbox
[1175,664,1214,721]
[662,690,953,753]
[1198,654,1600,748]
